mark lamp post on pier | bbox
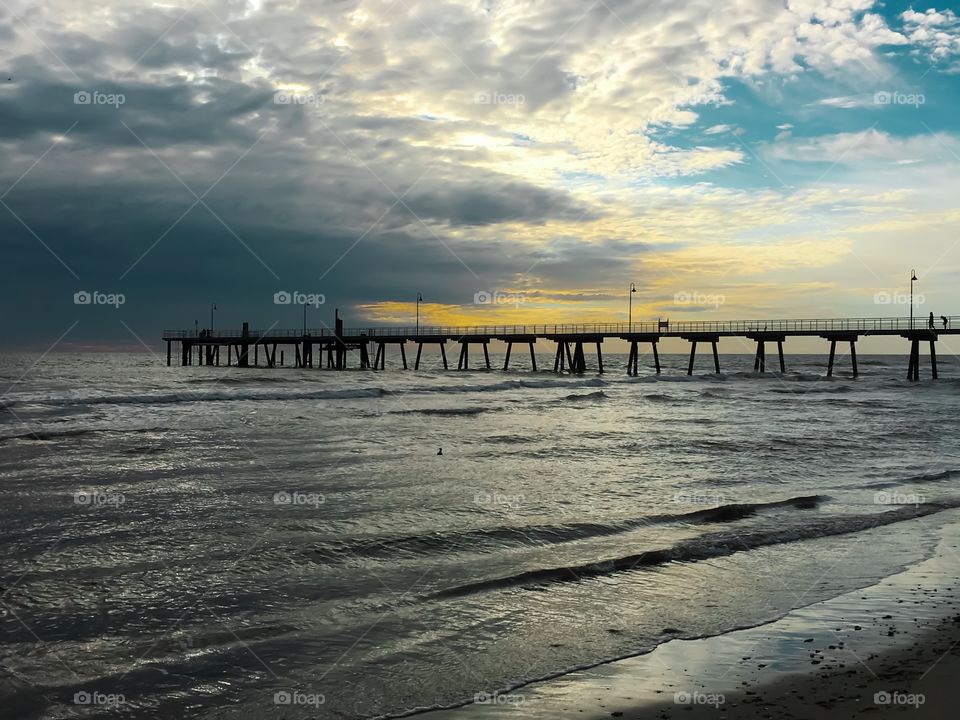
[628,283,637,332]
[416,292,423,335]
[210,303,216,334]
[910,269,918,329]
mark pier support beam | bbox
[687,341,697,375]
[571,342,586,374]
[414,342,448,370]
[930,340,938,379]
[503,342,512,370]
[712,341,720,374]
[457,342,469,370]
[626,338,660,376]
[483,343,491,370]
[822,333,859,378]
[778,341,785,373]
[596,342,604,373]
[753,341,765,373]
[529,342,537,371]
[167,341,171,366]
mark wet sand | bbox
[425,512,960,720]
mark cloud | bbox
[765,129,960,165]
[704,124,732,135]
[901,8,960,61]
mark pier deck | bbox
[162,316,960,379]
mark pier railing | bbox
[163,316,960,340]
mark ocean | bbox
[2,350,959,719]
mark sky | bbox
[2,0,960,351]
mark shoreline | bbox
[423,511,960,720]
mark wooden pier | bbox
[163,316,959,380]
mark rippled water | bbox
[2,351,959,719]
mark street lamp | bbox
[210,302,216,334]
[628,283,637,332]
[416,292,423,335]
[910,269,918,329]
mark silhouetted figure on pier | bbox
[942,316,949,329]
[928,312,935,330]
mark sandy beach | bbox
[425,512,960,720]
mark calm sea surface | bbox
[2,351,959,718]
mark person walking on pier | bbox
[928,312,935,330]
[942,316,949,330]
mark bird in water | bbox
[437,448,443,456]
